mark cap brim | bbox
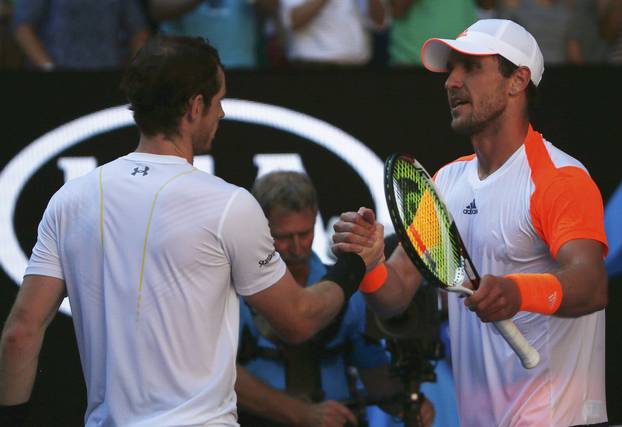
[421,38,498,72]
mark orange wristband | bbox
[359,263,388,294]
[506,273,563,315]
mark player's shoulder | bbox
[540,138,587,172]
[433,154,476,182]
[186,168,248,200]
[527,135,592,191]
[191,168,237,188]
[52,165,102,201]
[524,129,587,173]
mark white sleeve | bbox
[219,188,287,296]
[24,194,64,280]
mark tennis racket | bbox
[384,153,540,369]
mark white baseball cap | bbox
[421,19,544,87]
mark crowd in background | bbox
[0,0,621,71]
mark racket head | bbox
[384,154,540,369]
[384,153,468,290]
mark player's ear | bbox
[509,67,531,96]
[187,94,205,121]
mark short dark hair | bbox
[496,55,538,116]
[251,171,318,218]
[120,35,223,138]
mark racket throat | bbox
[445,286,473,297]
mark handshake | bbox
[331,206,386,272]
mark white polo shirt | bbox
[434,127,608,427]
[26,152,286,426]
[280,0,378,64]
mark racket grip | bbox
[493,319,540,369]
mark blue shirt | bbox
[239,252,389,401]
[14,0,148,69]
[159,0,258,69]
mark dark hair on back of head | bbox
[120,35,222,138]
[251,171,318,218]
[496,55,538,117]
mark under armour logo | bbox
[131,166,149,176]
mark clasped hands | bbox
[331,207,384,272]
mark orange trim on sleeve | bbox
[525,126,608,258]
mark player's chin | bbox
[450,118,472,135]
[452,115,489,137]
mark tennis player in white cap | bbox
[333,19,609,427]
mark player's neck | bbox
[135,133,194,164]
[471,118,529,180]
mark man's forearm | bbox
[292,281,346,341]
[244,272,346,345]
[14,24,53,70]
[0,325,44,405]
[366,252,422,318]
[236,365,307,425]
[554,263,608,317]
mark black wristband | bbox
[0,401,30,426]
[321,252,366,300]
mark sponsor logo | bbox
[131,166,149,176]
[258,250,276,268]
[548,292,558,309]
[0,99,390,316]
[463,199,478,215]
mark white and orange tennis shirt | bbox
[25,152,287,426]
[434,126,608,427]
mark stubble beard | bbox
[450,97,506,136]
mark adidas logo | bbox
[463,199,478,215]
[547,292,558,308]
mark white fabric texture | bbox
[26,152,286,426]
[280,0,375,64]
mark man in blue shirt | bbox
[235,171,435,427]
[149,0,278,68]
[13,0,149,70]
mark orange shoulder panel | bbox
[526,128,608,259]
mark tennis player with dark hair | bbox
[0,35,384,426]
[333,19,609,427]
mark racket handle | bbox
[493,319,540,369]
[446,287,540,368]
